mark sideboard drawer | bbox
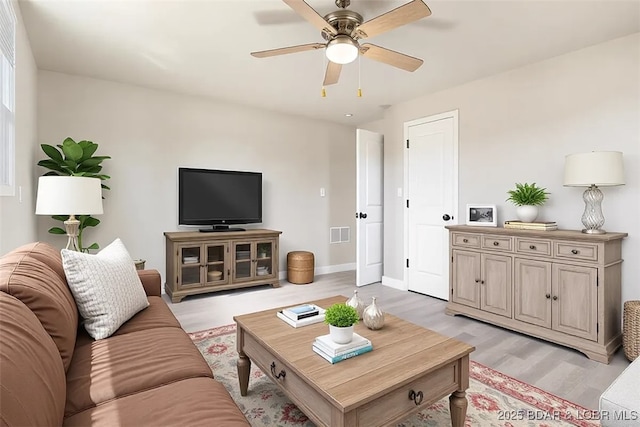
[481,235,513,252]
[451,233,481,248]
[555,242,598,262]
[515,238,552,257]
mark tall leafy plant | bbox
[37,137,111,252]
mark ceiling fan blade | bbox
[360,43,423,72]
[282,0,337,36]
[323,61,342,86]
[353,0,431,39]
[251,43,325,58]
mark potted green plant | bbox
[37,137,111,252]
[324,303,359,344]
[506,182,550,222]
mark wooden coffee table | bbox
[234,296,475,427]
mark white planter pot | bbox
[329,325,354,344]
[516,205,539,223]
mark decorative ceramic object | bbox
[329,325,354,344]
[346,290,366,319]
[363,297,385,330]
[516,205,539,222]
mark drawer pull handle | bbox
[475,279,480,283]
[408,389,424,406]
[529,245,536,250]
[463,238,469,243]
[552,296,558,301]
[545,293,551,299]
[493,241,499,246]
[270,362,286,380]
[571,249,579,255]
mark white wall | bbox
[36,72,356,280]
[0,1,38,255]
[363,33,640,303]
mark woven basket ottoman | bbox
[287,251,314,284]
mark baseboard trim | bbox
[279,263,356,281]
[382,276,407,291]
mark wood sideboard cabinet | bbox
[164,229,282,303]
[445,225,627,363]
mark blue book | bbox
[312,344,373,364]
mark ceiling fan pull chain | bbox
[357,54,362,97]
[321,52,327,98]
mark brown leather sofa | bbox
[0,242,250,427]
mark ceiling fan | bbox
[251,0,431,86]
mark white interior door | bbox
[405,112,458,299]
[356,129,383,286]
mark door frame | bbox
[403,110,459,292]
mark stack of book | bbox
[277,304,325,328]
[504,220,558,231]
[312,333,373,364]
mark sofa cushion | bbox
[61,238,149,340]
[63,377,250,426]
[0,242,78,372]
[0,292,66,427]
[74,297,182,347]
[65,327,214,418]
[112,296,182,336]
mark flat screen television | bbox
[178,167,262,232]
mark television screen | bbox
[178,168,262,230]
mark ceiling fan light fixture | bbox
[325,35,359,65]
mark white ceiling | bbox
[19,0,640,125]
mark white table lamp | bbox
[563,151,625,234]
[35,176,104,250]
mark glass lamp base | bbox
[581,185,607,234]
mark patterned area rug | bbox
[190,325,599,427]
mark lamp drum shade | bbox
[35,176,104,215]
[563,151,625,187]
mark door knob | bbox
[358,212,368,219]
[442,214,452,221]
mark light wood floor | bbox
[164,271,630,411]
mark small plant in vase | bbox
[506,182,550,223]
[324,303,359,344]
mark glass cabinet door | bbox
[234,243,252,281]
[205,243,227,283]
[179,246,202,288]
[256,241,275,278]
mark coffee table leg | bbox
[449,390,467,427]
[237,351,251,396]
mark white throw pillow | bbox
[61,238,149,340]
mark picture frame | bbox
[466,204,497,227]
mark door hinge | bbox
[596,276,599,287]
[451,256,454,263]
[597,322,599,333]
[451,288,454,295]
[176,276,178,284]
[406,139,409,149]
[406,199,409,208]
[406,259,409,268]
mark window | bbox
[0,0,14,196]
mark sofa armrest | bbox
[137,269,161,297]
